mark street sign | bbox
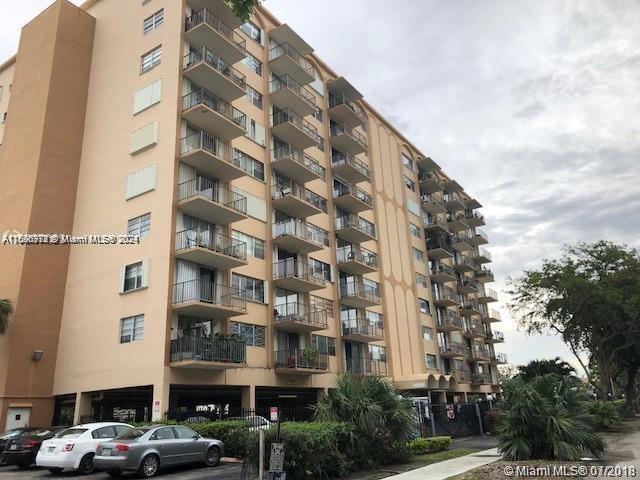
[270,406,279,422]
[269,443,285,472]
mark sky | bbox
[2,1,639,373]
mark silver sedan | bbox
[93,425,224,478]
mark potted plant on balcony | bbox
[302,346,318,368]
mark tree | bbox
[507,241,640,405]
[0,299,13,334]
[227,0,259,22]
[517,357,576,382]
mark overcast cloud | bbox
[2,0,639,372]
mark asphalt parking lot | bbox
[0,461,242,480]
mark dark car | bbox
[0,428,27,457]
[1,428,58,469]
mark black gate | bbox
[421,400,494,438]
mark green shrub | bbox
[588,401,623,430]
[190,420,251,458]
[247,422,353,480]
[408,436,452,455]
[612,399,626,412]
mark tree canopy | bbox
[227,0,259,22]
[517,357,576,382]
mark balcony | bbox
[469,229,489,246]
[342,318,384,342]
[184,9,246,64]
[465,211,485,227]
[182,88,246,140]
[451,234,473,252]
[430,263,456,283]
[183,47,246,102]
[457,277,480,295]
[170,335,246,369]
[436,313,464,332]
[453,256,477,273]
[451,369,471,383]
[272,144,325,184]
[463,321,486,339]
[269,42,315,85]
[335,214,376,243]
[179,131,244,181]
[484,309,502,323]
[272,108,320,149]
[272,183,326,218]
[469,346,492,362]
[178,178,247,225]
[330,122,368,155]
[175,230,247,270]
[345,358,388,376]
[478,288,498,303]
[273,219,326,254]
[486,330,505,343]
[333,184,373,213]
[270,75,317,117]
[447,213,469,232]
[187,0,242,28]
[273,258,326,292]
[492,352,508,364]
[432,287,458,307]
[173,281,247,318]
[340,282,381,308]
[426,236,454,260]
[275,349,329,375]
[274,302,328,333]
[336,246,377,275]
[421,194,447,215]
[328,92,365,127]
[439,342,469,358]
[331,150,370,183]
[471,372,492,385]
[475,268,495,283]
[475,248,492,264]
[444,192,466,212]
[460,299,483,317]
[424,216,450,235]
[418,172,444,194]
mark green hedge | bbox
[408,436,452,455]
[247,422,353,480]
[190,420,252,458]
[588,401,622,430]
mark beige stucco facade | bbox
[0,0,505,429]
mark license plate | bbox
[9,444,17,450]
[48,447,55,453]
[102,449,111,456]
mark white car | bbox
[228,415,271,431]
[36,422,133,474]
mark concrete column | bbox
[73,392,92,425]
[241,385,256,411]
[152,382,170,422]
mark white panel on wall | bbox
[129,121,158,155]
[235,187,267,222]
[133,79,162,115]
[407,198,420,217]
[126,164,157,200]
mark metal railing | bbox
[339,281,381,303]
[331,150,370,179]
[421,194,446,209]
[473,230,489,243]
[179,130,235,165]
[184,47,246,90]
[345,357,387,375]
[328,92,365,123]
[178,177,247,214]
[274,302,328,329]
[455,256,477,270]
[273,258,326,285]
[436,312,464,330]
[330,121,367,149]
[444,191,465,205]
[272,143,325,180]
[481,287,498,300]
[268,42,314,77]
[425,216,449,231]
[451,369,472,382]
[470,346,492,360]
[427,235,454,254]
[182,88,247,129]
[462,299,482,313]
[476,268,494,280]
[430,263,455,279]
[176,230,247,261]
[439,342,468,356]
[335,214,376,238]
[419,171,444,185]
[336,246,377,268]
[273,219,328,247]
[471,372,492,384]
[476,248,493,262]
[170,335,246,364]
[172,280,247,311]
[270,74,316,107]
[494,352,508,363]
[464,320,485,336]
[185,9,246,51]
[433,286,458,303]
[465,211,485,223]
[342,317,384,338]
[458,278,480,291]
[487,330,505,342]
[333,183,373,207]
[275,349,329,370]
[272,182,328,212]
[272,108,320,143]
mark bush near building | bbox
[190,420,251,458]
[408,436,452,455]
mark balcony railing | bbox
[421,194,446,209]
[336,246,377,268]
[275,348,329,370]
[340,282,381,303]
[487,309,502,321]
[487,330,505,342]
[179,131,235,164]
[465,211,485,224]
[433,286,458,303]
[476,248,493,262]
[345,357,387,376]
[184,47,246,89]
[178,177,247,214]
[185,9,246,51]
[272,144,325,180]
[425,216,449,231]
[455,256,477,270]
[430,263,455,278]
[170,335,246,364]
[335,214,376,238]
[268,42,314,77]
[333,183,373,207]
[342,317,384,338]
[462,299,482,313]
[270,74,316,107]
[458,278,480,291]
[470,346,492,360]
[274,302,328,329]
[426,235,454,254]
[173,280,247,311]
[176,230,247,261]
[472,372,492,384]
[272,108,321,143]
[451,369,472,382]
[493,352,508,363]
[437,313,464,330]
[328,92,365,123]
[473,230,489,243]
[418,171,443,185]
[464,321,485,336]
[444,191,465,205]
[476,268,495,280]
[273,219,328,247]
[273,258,326,284]
[330,121,368,149]
[182,88,247,129]
[331,150,370,179]
[272,182,328,212]
[439,342,468,356]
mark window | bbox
[246,119,266,146]
[245,85,263,109]
[129,121,158,154]
[370,345,386,361]
[307,223,330,246]
[143,9,164,34]
[409,223,421,238]
[233,149,265,181]
[240,21,263,45]
[405,176,416,192]
[407,199,420,216]
[92,426,117,439]
[419,298,431,314]
[312,335,336,356]
[151,427,175,440]
[310,295,334,318]
[123,262,144,292]
[402,153,414,171]
[416,273,427,288]
[128,213,151,238]
[126,164,157,200]
[120,315,144,343]
[232,274,265,303]
[310,258,331,281]
[422,326,434,341]
[232,230,265,259]
[173,426,197,439]
[366,311,383,325]
[413,247,425,263]
[313,108,322,122]
[243,52,262,76]
[133,79,162,114]
[363,278,380,296]
[140,46,162,74]
[231,322,266,347]
[426,354,438,369]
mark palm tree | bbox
[0,298,13,334]
[518,357,576,382]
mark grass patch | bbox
[413,448,479,464]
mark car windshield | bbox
[56,428,88,439]
[22,429,54,439]
[115,428,150,440]
[0,429,22,440]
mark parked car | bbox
[228,415,271,431]
[1,428,59,469]
[0,428,26,458]
[93,425,224,478]
[36,422,133,474]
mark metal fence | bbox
[415,399,495,438]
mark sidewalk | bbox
[384,448,501,480]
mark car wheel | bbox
[107,470,122,478]
[78,453,95,475]
[138,454,160,478]
[204,446,221,467]
[47,467,64,474]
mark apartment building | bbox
[0,0,506,430]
